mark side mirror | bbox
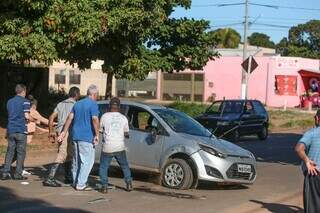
[150,127,158,142]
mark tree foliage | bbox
[0,0,219,97]
[276,20,320,58]
[211,28,241,48]
[248,32,275,48]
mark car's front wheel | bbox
[257,125,268,140]
[162,159,193,190]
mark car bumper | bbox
[191,150,257,184]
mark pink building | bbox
[158,56,320,108]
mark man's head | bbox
[15,84,27,97]
[87,84,99,101]
[28,95,38,109]
[69,86,80,101]
[110,97,120,112]
[315,110,320,127]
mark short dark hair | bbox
[68,87,80,98]
[15,84,26,94]
[28,95,38,106]
[110,97,120,108]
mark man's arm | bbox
[57,113,74,142]
[295,143,318,175]
[92,116,99,145]
[48,111,58,142]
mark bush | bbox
[169,101,208,117]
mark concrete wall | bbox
[48,61,116,96]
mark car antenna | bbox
[218,124,240,139]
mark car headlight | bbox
[249,152,255,159]
[199,144,226,158]
[217,121,231,126]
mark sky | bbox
[172,0,320,43]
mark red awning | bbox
[299,69,320,77]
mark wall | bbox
[48,61,116,96]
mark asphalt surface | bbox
[0,131,304,213]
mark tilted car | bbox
[195,100,269,142]
[95,101,257,189]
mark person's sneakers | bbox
[99,185,108,194]
[43,178,62,187]
[22,170,32,176]
[76,185,93,191]
[126,182,133,192]
[64,177,73,185]
[1,172,12,180]
[13,175,27,180]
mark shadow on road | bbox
[238,132,303,166]
[250,199,303,213]
[0,186,92,213]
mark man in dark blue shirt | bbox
[58,85,100,191]
[2,84,30,180]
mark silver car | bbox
[95,101,257,190]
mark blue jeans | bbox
[72,141,95,189]
[99,151,132,186]
[3,133,27,176]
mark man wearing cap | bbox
[99,97,132,193]
[295,109,320,213]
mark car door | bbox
[239,101,260,134]
[252,100,268,130]
[126,106,164,170]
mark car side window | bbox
[245,101,254,114]
[252,101,267,115]
[127,106,161,132]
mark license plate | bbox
[237,164,251,173]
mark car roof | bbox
[213,99,261,102]
[97,100,167,110]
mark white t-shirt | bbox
[100,112,129,153]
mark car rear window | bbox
[252,101,267,115]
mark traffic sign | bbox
[241,56,258,74]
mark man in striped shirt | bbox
[1,84,30,180]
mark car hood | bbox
[180,133,251,157]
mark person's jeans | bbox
[99,151,132,186]
[3,133,27,176]
[72,141,95,189]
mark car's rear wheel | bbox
[162,159,193,190]
[257,125,268,140]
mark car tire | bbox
[257,125,268,140]
[162,159,194,190]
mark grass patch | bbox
[169,101,208,117]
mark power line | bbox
[249,2,320,11]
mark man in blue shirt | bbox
[58,85,100,191]
[296,109,320,213]
[1,84,30,180]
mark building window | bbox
[275,75,297,96]
[54,69,66,84]
[69,70,81,85]
[163,73,191,81]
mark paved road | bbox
[0,131,304,213]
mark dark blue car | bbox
[195,100,269,142]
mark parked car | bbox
[195,100,269,142]
[95,101,257,190]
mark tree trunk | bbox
[105,72,114,100]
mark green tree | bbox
[211,28,241,48]
[248,32,275,48]
[0,0,219,98]
[276,20,320,58]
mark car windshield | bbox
[206,101,244,115]
[154,109,212,137]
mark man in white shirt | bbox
[99,97,132,193]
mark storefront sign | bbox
[276,58,299,69]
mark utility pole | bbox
[241,0,249,99]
